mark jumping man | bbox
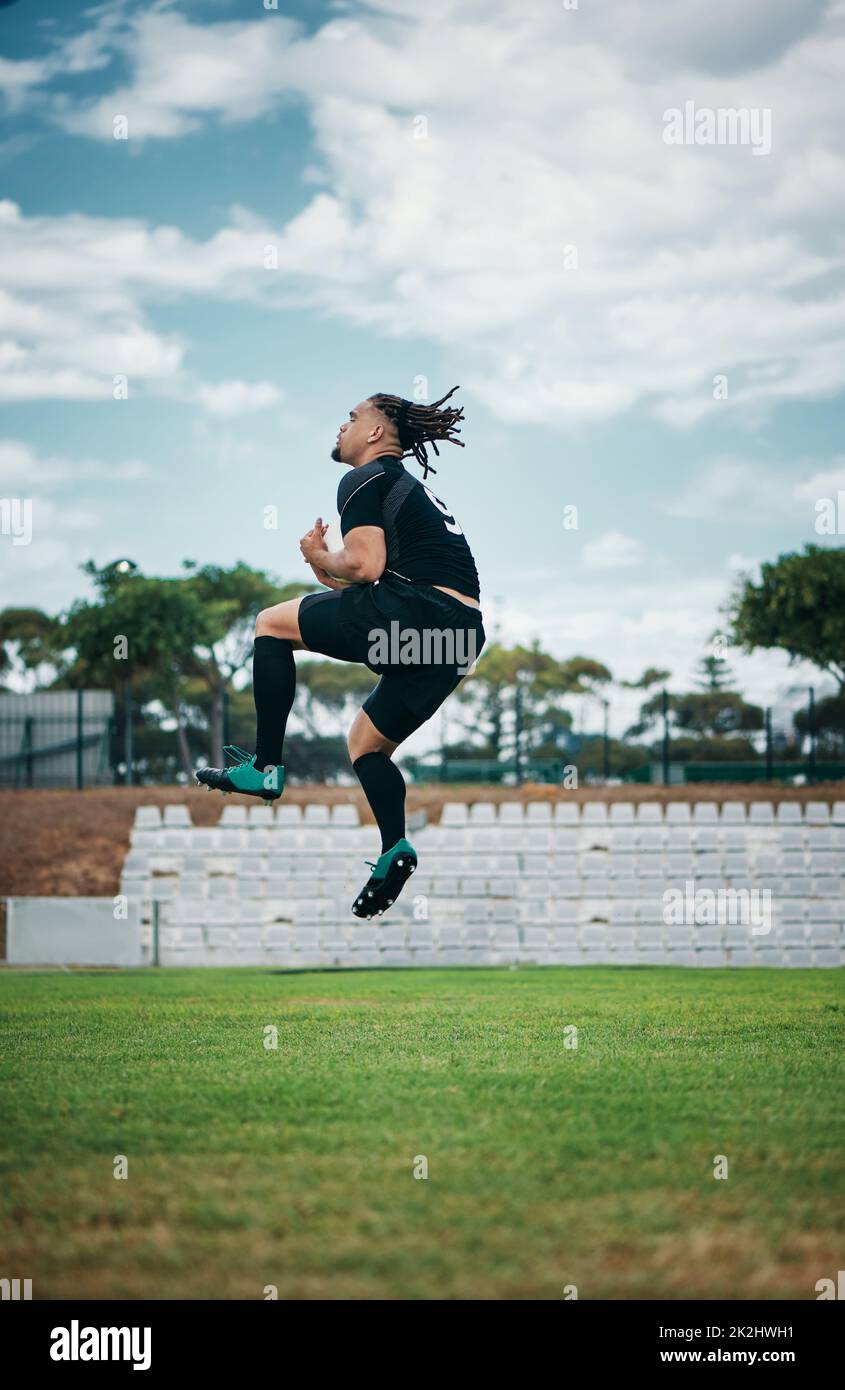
[196,387,485,917]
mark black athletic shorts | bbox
[298,572,486,743]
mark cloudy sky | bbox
[1,0,844,749]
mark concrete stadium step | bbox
[150,918,841,967]
[134,799,843,835]
[122,798,845,968]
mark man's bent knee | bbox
[255,600,303,643]
[348,711,398,762]
[255,607,276,637]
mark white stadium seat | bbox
[779,827,804,850]
[610,828,635,851]
[636,828,663,852]
[814,948,841,967]
[609,853,635,877]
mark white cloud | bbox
[663,455,845,525]
[194,379,282,417]
[0,200,267,403]
[55,9,303,142]
[726,552,762,578]
[582,530,644,571]
[0,440,150,486]
[0,441,151,607]
[0,495,105,602]
[662,457,779,521]
[0,3,130,112]
[0,56,51,111]
[792,461,845,502]
[3,2,845,429]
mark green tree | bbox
[794,691,845,756]
[694,651,735,691]
[295,662,378,739]
[9,558,319,772]
[455,641,515,757]
[0,608,65,687]
[572,734,651,779]
[457,643,611,766]
[178,560,316,763]
[557,655,613,749]
[667,734,761,764]
[620,666,670,690]
[61,562,218,772]
[629,688,763,742]
[730,545,845,688]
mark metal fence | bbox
[409,756,566,785]
[0,691,114,789]
[628,760,845,785]
[1,687,842,789]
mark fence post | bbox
[765,706,773,781]
[514,681,523,785]
[108,715,119,785]
[661,688,670,786]
[222,689,230,750]
[23,716,34,788]
[808,686,817,784]
[124,679,133,787]
[76,688,84,790]
[602,698,610,782]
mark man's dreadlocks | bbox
[369,385,465,480]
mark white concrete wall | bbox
[6,898,142,966]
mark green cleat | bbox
[352,838,418,918]
[195,744,284,801]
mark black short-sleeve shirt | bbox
[336,454,480,601]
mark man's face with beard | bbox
[331,399,385,465]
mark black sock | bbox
[353,751,406,853]
[253,635,296,770]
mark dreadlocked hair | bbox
[369,385,465,480]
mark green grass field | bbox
[1,965,843,1300]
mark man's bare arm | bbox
[300,521,351,589]
[309,561,352,590]
[300,518,386,583]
